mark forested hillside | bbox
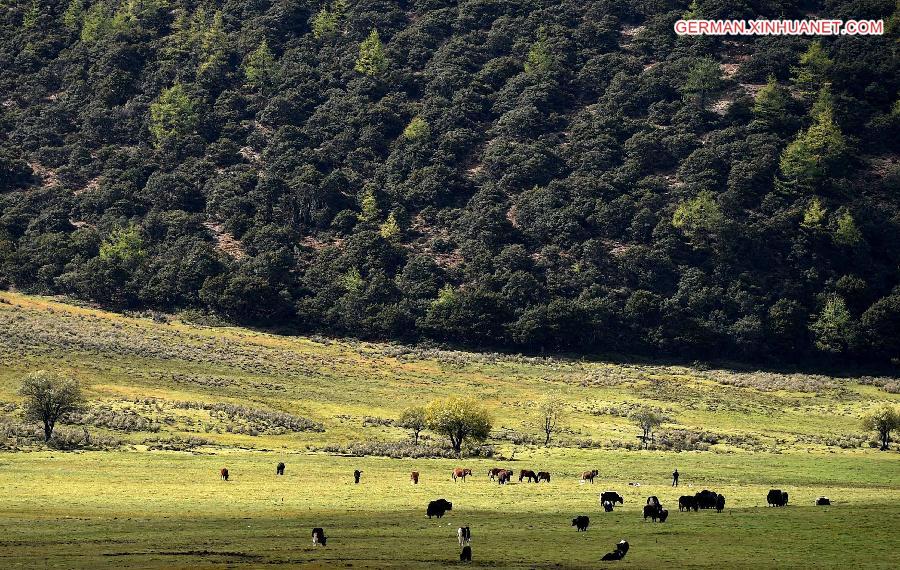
[0,0,898,364]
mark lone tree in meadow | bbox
[537,394,565,446]
[19,371,85,441]
[425,397,492,456]
[862,405,900,451]
[630,407,669,449]
[397,405,427,445]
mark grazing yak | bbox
[600,491,623,505]
[537,471,551,483]
[220,468,229,481]
[497,470,512,484]
[411,471,419,485]
[452,468,472,482]
[460,545,472,562]
[601,540,629,561]
[354,470,362,484]
[519,469,538,483]
[767,489,789,507]
[602,500,615,512]
[581,469,599,483]
[679,495,698,512]
[716,494,725,513]
[572,515,590,531]
[643,501,668,522]
[696,489,718,509]
[276,462,285,476]
[427,499,453,519]
[487,467,504,480]
[816,496,831,506]
[312,527,327,546]
[457,526,471,546]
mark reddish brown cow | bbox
[220,468,229,481]
[581,469,599,483]
[411,471,419,484]
[519,469,538,483]
[452,468,472,481]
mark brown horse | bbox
[537,471,551,482]
[581,469,598,483]
[452,468,472,481]
[519,469,538,483]
[410,471,419,484]
[220,468,229,481]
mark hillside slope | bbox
[1,1,899,364]
[1,291,897,453]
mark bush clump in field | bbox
[172,401,324,434]
[655,429,720,452]
[859,376,900,394]
[47,426,122,450]
[143,435,213,451]
[362,416,395,427]
[321,440,495,459]
[69,405,161,433]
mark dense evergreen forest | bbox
[0,0,898,365]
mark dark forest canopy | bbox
[1,0,898,365]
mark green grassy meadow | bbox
[0,291,898,568]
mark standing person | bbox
[672,469,679,487]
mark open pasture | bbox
[0,292,898,567]
[0,450,898,568]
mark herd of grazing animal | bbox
[214,463,824,563]
[678,490,726,513]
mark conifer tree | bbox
[355,29,387,76]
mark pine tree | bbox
[801,197,827,229]
[244,40,277,89]
[779,105,847,191]
[752,75,790,128]
[23,0,40,30]
[199,10,228,74]
[672,190,724,242]
[402,116,430,140]
[358,188,380,223]
[355,29,388,76]
[681,58,722,107]
[62,0,85,32]
[833,209,862,247]
[312,6,338,39]
[80,2,110,43]
[380,213,400,241]
[792,40,832,95]
[149,84,198,146]
[525,27,553,74]
[810,295,853,353]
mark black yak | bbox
[427,499,453,518]
[816,496,831,506]
[679,495,698,512]
[276,462,285,476]
[460,545,472,561]
[312,527,326,546]
[767,489,789,507]
[716,494,725,513]
[572,515,589,531]
[601,540,629,561]
[600,491,623,505]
